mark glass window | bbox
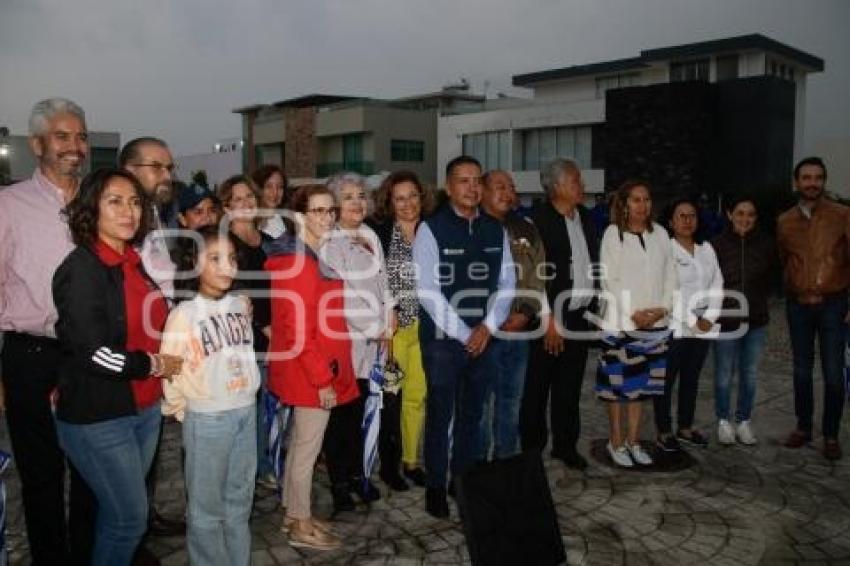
[460,130,510,171]
[670,59,709,82]
[520,125,593,170]
[716,54,739,81]
[391,139,425,162]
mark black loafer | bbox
[426,487,449,519]
[349,478,381,503]
[403,467,427,487]
[331,483,355,512]
[379,471,410,492]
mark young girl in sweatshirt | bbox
[160,226,261,566]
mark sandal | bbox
[282,516,334,535]
[288,525,341,551]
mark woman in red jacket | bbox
[265,185,358,551]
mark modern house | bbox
[233,85,484,185]
[438,34,824,204]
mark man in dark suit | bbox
[520,158,600,470]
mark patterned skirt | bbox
[595,329,672,402]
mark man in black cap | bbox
[177,183,219,230]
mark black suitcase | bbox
[455,451,566,566]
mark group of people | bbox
[1,97,848,564]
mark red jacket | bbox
[265,236,358,408]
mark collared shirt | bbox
[669,238,724,337]
[0,169,76,337]
[412,209,515,343]
[139,203,176,301]
[564,211,592,310]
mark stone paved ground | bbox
[3,299,850,565]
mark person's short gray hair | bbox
[325,171,368,201]
[540,158,580,195]
[29,98,86,137]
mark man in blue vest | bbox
[413,156,515,518]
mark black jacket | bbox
[710,227,778,331]
[531,201,600,320]
[52,245,154,424]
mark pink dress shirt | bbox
[0,169,75,338]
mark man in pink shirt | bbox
[0,98,96,565]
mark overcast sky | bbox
[1,0,847,157]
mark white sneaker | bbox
[607,442,634,467]
[736,420,757,445]
[717,419,736,445]
[625,441,653,466]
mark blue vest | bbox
[419,205,506,342]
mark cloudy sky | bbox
[1,0,847,157]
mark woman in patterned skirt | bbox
[595,180,678,467]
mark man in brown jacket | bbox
[777,156,850,460]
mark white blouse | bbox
[668,238,724,338]
[598,223,678,332]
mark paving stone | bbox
[3,300,850,565]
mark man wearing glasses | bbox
[121,137,179,300]
[120,138,187,560]
[413,156,515,518]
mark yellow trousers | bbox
[395,321,427,466]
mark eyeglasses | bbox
[131,162,176,174]
[306,207,337,217]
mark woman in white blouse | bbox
[596,181,678,468]
[653,197,723,453]
[319,172,394,509]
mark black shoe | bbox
[147,510,186,537]
[656,434,682,453]
[561,451,589,470]
[676,429,709,448]
[426,487,449,519]
[132,544,161,566]
[349,478,381,503]
[403,467,427,487]
[331,483,356,512]
[379,470,410,492]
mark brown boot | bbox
[783,429,812,448]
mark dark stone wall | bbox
[601,77,796,210]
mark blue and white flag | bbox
[361,345,385,491]
[262,390,291,492]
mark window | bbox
[670,58,710,82]
[519,125,592,171]
[90,147,117,171]
[461,130,510,171]
[716,54,739,81]
[595,73,640,98]
[391,139,425,162]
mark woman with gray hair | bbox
[319,172,395,511]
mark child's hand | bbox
[157,354,184,379]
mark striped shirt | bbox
[0,169,75,338]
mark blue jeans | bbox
[56,405,161,566]
[713,326,767,422]
[184,405,257,566]
[479,338,529,459]
[786,296,848,438]
[421,338,494,489]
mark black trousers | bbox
[519,311,590,458]
[652,337,710,434]
[378,390,402,477]
[323,382,366,486]
[2,332,96,566]
[323,380,402,485]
